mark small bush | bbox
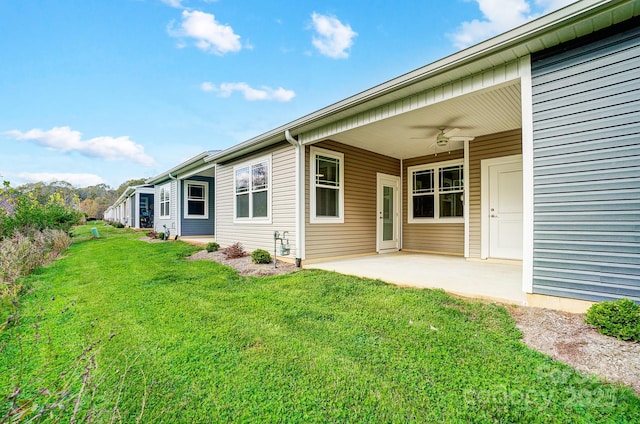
[585,298,640,342]
[113,222,125,228]
[251,249,272,264]
[157,232,165,240]
[206,242,220,252]
[223,242,246,259]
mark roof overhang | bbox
[205,0,639,163]
[146,151,217,185]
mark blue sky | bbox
[0,0,573,188]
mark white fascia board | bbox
[146,151,212,185]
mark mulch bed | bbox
[187,250,298,277]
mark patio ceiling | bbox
[327,81,522,160]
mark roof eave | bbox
[207,0,634,164]
[146,151,214,184]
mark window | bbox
[159,183,171,218]
[184,180,208,219]
[234,155,271,222]
[408,160,463,223]
[310,146,344,223]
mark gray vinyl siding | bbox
[531,21,640,302]
[305,140,400,260]
[215,143,297,255]
[180,176,215,236]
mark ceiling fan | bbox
[411,127,475,147]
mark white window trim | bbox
[310,146,345,224]
[159,183,171,219]
[407,158,464,224]
[232,154,272,224]
[183,179,209,219]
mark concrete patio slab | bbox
[305,252,525,305]
[179,236,216,246]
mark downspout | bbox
[169,172,180,237]
[400,159,403,251]
[285,129,305,266]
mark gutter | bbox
[285,129,305,265]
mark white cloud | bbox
[449,0,574,49]
[310,12,357,59]
[161,0,185,8]
[17,172,105,187]
[201,82,295,102]
[5,126,156,166]
[169,10,242,55]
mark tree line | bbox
[1,178,147,220]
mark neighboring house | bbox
[146,152,216,238]
[106,185,155,229]
[151,0,640,308]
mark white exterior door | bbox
[377,173,400,253]
[488,160,523,260]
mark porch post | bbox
[520,55,535,295]
[464,139,470,258]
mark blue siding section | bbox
[180,176,215,236]
[531,20,640,303]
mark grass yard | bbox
[1,225,639,422]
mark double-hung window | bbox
[234,156,271,222]
[408,159,463,223]
[310,146,344,223]
[159,183,171,218]
[184,180,208,219]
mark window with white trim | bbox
[310,146,344,223]
[408,159,463,223]
[184,180,208,219]
[159,183,171,218]
[234,156,271,222]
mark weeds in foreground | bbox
[1,229,72,331]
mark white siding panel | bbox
[300,60,523,145]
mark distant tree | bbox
[116,178,147,197]
[17,181,79,209]
[79,198,99,219]
[77,183,113,201]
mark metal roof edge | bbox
[146,151,214,184]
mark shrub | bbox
[585,298,640,342]
[206,242,220,252]
[0,188,82,239]
[251,249,272,264]
[157,232,165,240]
[223,242,246,259]
[113,222,125,229]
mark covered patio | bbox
[305,252,525,305]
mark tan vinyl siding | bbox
[402,151,465,255]
[216,143,297,254]
[305,140,400,259]
[468,129,522,258]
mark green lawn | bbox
[1,225,639,422]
